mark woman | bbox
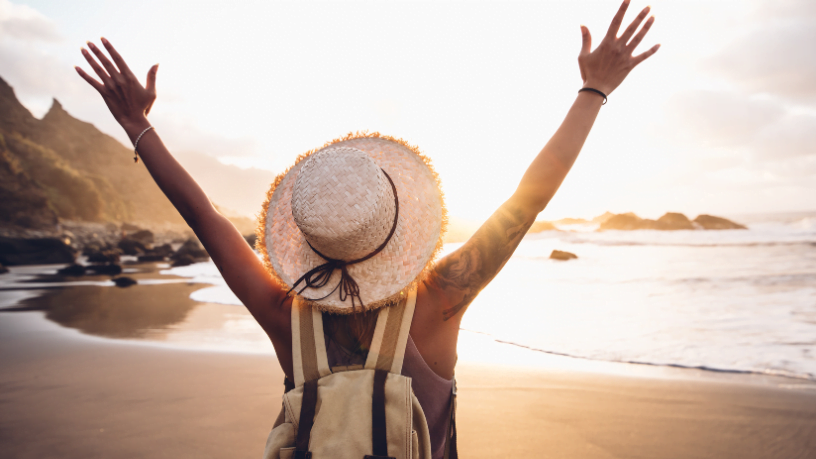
[76,1,658,457]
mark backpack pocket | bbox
[411,430,419,459]
[263,421,296,459]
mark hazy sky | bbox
[2,0,814,221]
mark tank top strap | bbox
[291,296,332,387]
[364,287,416,374]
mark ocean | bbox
[163,211,816,381]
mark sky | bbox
[1,0,815,222]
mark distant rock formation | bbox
[656,212,695,230]
[599,212,747,231]
[552,217,589,226]
[592,212,616,224]
[599,213,647,231]
[529,221,557,233]
[693,215,747,230]
[550,250,577,260]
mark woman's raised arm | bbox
[414,0,660,355]
[75,39,289,341]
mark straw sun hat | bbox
[257,132,447,314]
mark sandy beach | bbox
[1,267,815,459]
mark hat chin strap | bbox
[286,169,399,310]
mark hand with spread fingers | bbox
[75,38,158,133]
[578,0,660,96]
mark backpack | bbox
[263,288,455,459]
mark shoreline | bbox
[3,307,816,458]
[2,269,816,458]
[1,262,815,388]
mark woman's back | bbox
[323,313,454,459]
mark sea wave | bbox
[162,220,816,384]
[561,239,816,248]
[463,331,816,382]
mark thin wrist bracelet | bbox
[579,87,608,105]
[132,125,155,163]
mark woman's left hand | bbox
[75,38,158,134]
[578,0,660,96]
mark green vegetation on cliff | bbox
[0,76,184,231]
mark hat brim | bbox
[257,132,447,314]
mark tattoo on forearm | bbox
[427,202,535,321]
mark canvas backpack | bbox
[263,287,456,459]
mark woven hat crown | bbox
[291,147,397,261]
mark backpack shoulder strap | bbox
[364,287,417,374]
[291,296,332,387]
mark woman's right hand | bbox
[75,38,158,135]
[577,0,660,96]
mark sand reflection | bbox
[12,282,270,354]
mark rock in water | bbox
[550,250,578,260]
[57,263,86,276]
[694,215,747,230]
[172,237,209,262]
[117,238,147,255]
[171,253,196,267]
[129,229,154,246]
[86,248,121,263]
[113,276,137,287]
[86,263,123,275]
[138,243,174,262]
[150,244,174,257]
[0,263,9,274]
[0,236,75,265]
[656,212,695,230]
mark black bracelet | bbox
[579,87,607,105]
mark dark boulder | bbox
[137,254,165,262]
[113,276,137,287]
[0,236,75,265]
[117,238,147,255]
[86,263,123,275]
[172,238,209,262]
[550,250,578,260]
[0,263,8,274]
[86,248,121,263]
[656,212,695,230]
[171,253,196,267]
[57,263,86,276]
[694,215,747,230]
[129,229,154,246]
[137,243,174,262]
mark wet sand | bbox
[1,273,815,458]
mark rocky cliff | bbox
[0,76,184,231]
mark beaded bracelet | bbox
[132,126,155,163]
